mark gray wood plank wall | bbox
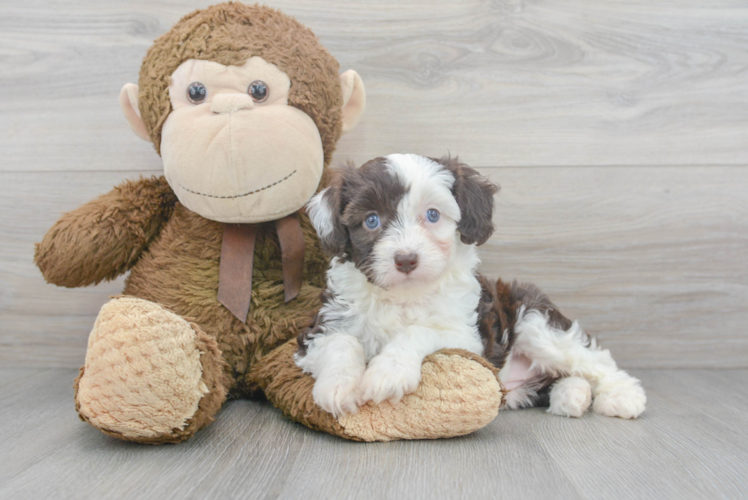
[1,0,746,368]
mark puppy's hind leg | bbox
[591,365,647,419]
[548,377,592,417]
[513,308,646,419]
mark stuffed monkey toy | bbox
[35,2,503,443]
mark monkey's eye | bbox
[187,82,207,104]
[248,80,269,102]
[426,209,440,223]
[364,214,381,230]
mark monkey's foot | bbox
[250,341,505,441]
[74,296,228,443]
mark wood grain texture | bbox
[0,0,747,171]
[1,368,746,499]
[2,166,746,369]
[481,165,748,369]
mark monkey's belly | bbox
[121,205,324,394]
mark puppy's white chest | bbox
[323,256,481,359]
[357,296,461,354]
[361,298,423,340]
[371,291,445,324]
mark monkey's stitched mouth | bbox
[178,170,297,199]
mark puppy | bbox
[295,154,496,416]
[296,154,646,419]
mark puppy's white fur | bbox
[506,307,646,418]
[306,188,336,241]
[548,377,592,418]
[297,154,484,417]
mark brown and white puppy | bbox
[297,154,646,419]
[295,154,496,416]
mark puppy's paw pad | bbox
[548,377,592,418]
[593,384,646,419]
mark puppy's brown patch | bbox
[297,288,335,356]
[319,157,408,281]
[431,156,499,246]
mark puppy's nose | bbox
[394,253,419,274]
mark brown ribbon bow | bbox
[217,215,305,323]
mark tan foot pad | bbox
[340,350,504,441]
[251,341,504,442]
[75,297,209,441]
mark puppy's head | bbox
[307,154,498,289]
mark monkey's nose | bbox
[394,253,419,274]
[210,93,255,114]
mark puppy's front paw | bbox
[592,377,646,419]
[312,376,361,418]
[357,355,421,406]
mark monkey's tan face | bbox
[161,58,324,223]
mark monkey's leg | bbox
[74,297,229,444]
[249,340,505,441]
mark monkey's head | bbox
[120,3,365,223]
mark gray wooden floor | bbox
[1,368,746,500]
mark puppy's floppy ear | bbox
[434,155,499,246]
[306,167,354,257]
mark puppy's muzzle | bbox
[394,252,419,274]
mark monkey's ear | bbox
[306,184,349,257]
[339,70,366,134]
[119,83,151,142]
[435,156,499,246]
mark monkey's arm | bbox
[35,176,178,288]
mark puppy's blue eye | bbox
[364,214,380,229]
[426,209,440,223]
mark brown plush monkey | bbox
[35,3,503,443]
